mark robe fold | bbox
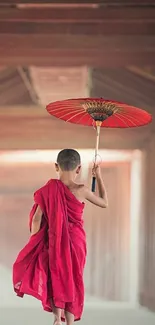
[13,179,86,321]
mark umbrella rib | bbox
[120,110,150,121]
[114,113,132,127]
[48,109,84,118]
[58,109,84,120]
[66,110,88,122]
[117,112,139,125]
[102,115,120,128]
[117,111,148,125]
[119,105,151,117]
[73,112,90,124]
[47,106,82,114]
[117,112,141,127]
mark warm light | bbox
[0,149,134,164]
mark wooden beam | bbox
[1,21,155,35]
[0,7,155,22]
[0,106,45,117]
[1,0,155,5]
[0,51,155,67]
[0,34,154,50]
[0,35,154,66]
[0,7,155,35]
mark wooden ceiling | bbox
[0,0,155,66]
[29,66,89,104]
[0,67,37,105]
[0,66,154,151]
[0,0,154,150]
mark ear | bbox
[55,163,59,172]
[76,165,81,174]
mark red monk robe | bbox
[13,179,86,322]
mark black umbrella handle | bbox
[91,176,96,192]
[91,123,101,192]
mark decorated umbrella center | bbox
[82,100,119,122]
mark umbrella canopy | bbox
[46,98,152,128]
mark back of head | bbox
[57,149,81,171]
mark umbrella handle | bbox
[91,124,101,192]
[91,176,96,192]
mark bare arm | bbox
[31,205,43,235]
[84,165,108,208]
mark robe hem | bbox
[14,288,81,322]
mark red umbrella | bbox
[46,98,152,191]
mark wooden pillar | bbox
[139,137,155,311]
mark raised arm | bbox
[31,205,43,235]
[84,164,108,208]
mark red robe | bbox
[13,179,86,321]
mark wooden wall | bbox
[85,162,131,301]
[139,136,155,311]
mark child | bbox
[13,149,108,325]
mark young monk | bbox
[13,149,108,325]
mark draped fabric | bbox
[13,179,86,321]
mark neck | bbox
[59,171,76,186]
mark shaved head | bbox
[57,149,81,171]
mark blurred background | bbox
[0,1,155,324]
